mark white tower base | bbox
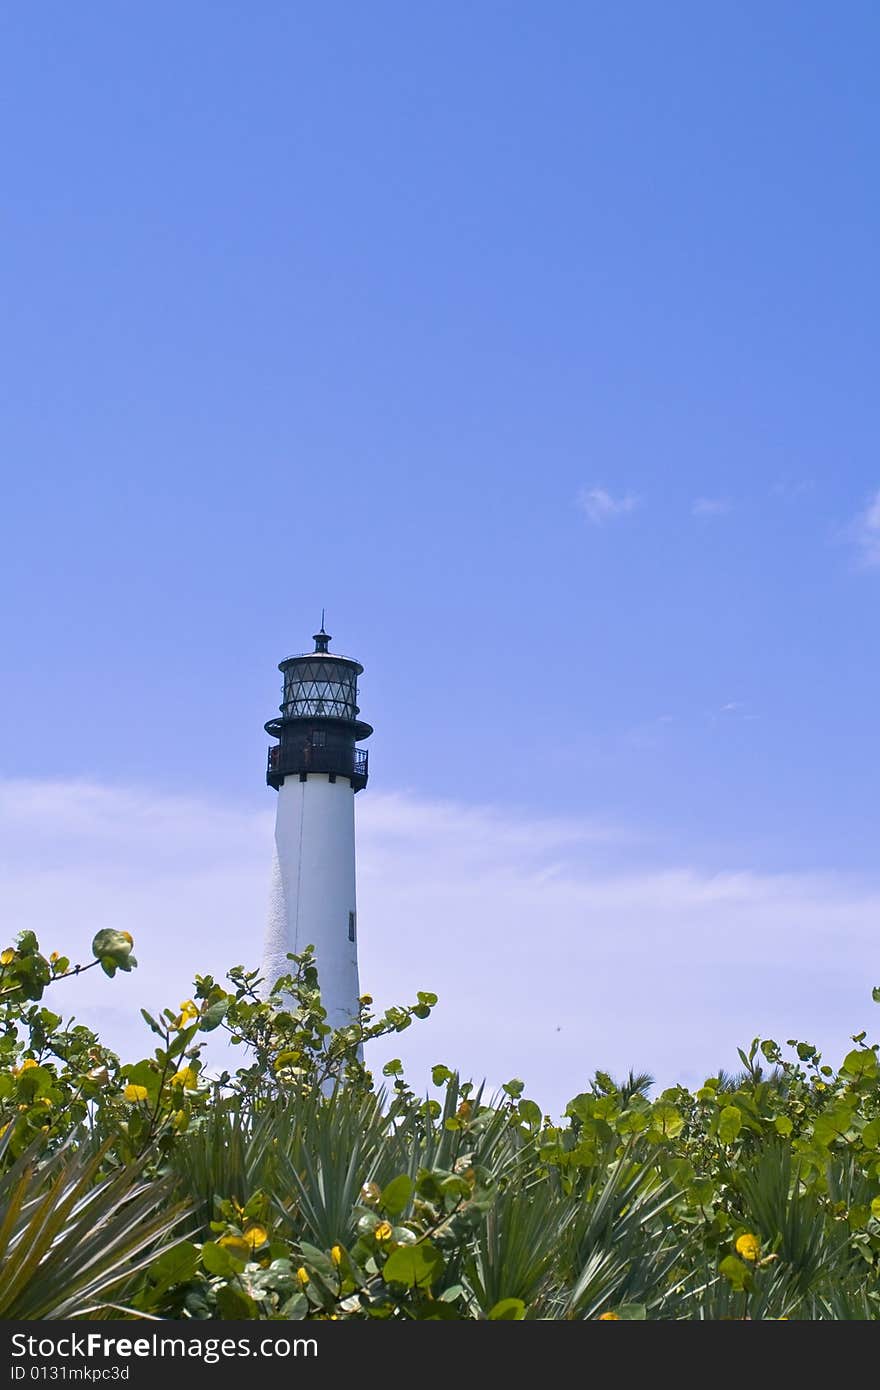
[262,773,360,1030]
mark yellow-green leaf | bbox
[488,1298,526,1320]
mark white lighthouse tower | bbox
[261,622,372,1028]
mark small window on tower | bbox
[348,911,356,942]
[311,730,326,748]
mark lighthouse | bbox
[261,622,372,1028]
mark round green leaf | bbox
[719,1255,750,1292]
[199,1000,228,1032]
[651,1102,684,1139]
[517,1099,542,1129]
[842,1048,878,1078]
[380,1174,414,1216]
[718,1105,743,1144]
[382,1240,444,1289]
[91,930,133,964]
[615,1303,647,1320]
[200,1241,239,1277]
[488,1298,526,1320]
[862,1117,880,1149]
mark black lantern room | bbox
[265,624,372,792]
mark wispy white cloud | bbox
[577,487,640,525]
[849,489,880,568]
[691,497,731,517]
[1,778,877,1115]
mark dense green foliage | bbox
[2,929,880,1319]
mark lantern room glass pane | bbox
[282,660,358,719]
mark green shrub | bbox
[2,929,880,1320]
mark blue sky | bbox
[2,5,879,1108]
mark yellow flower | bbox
[49,951,60,964]
[119,931,134,946]
[244,1224,268,1250]
[735,1233,761,1262]
[171,1066,198,1090]
[0,948,15,966]
[172,1109,189,1133]
[13,1058,38,1076]
[331,1244,343,1267]
[123,1083,149,1103]
[296,1266,310,1286]
[374,1222,393,1242]
[598,1311,621,1320]
[175,1000,199,1028]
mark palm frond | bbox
[0,1135,190,1320]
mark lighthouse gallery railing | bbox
[267,744,368,785]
